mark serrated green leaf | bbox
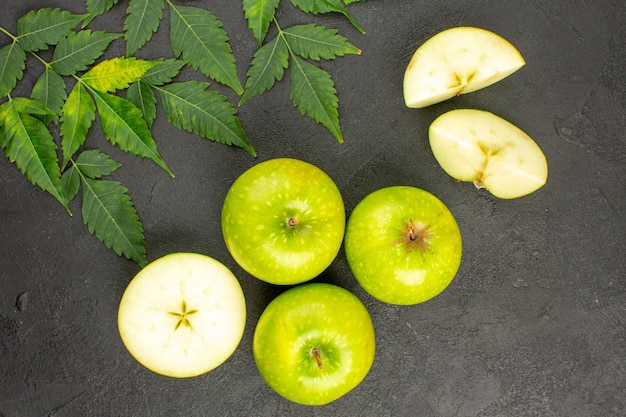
[141,59,185,86]
[283,24,361,60]
[0,100,67,210]
[239,36,288,106]
[289,0,365,34]
[61,165,80,203]
[86,0,120,20]
[60,82,96,169]
[75,148,122,179]
[0,42,26,97]
[289,56,342,143]
[169,3,243,94]
[50,30,122,76]
[124,0,165,56]
[8,97,58,124]
[243,0,280,46]
[16,8,84,52]
[127,80,157,128]
[80,175,147,266]
[31,68,67,121]
[82,57,159,93]
[155,81,256,156]
[90,88,174,176]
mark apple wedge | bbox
[403,26,525,108]
[117,253,246,378]
[429,109,548,199]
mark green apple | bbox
[253,283,375,405]
[403,26,525,108]
[345,186,462,305]
[117,253,246,378]
[221,158,345,285]
[429,109,548,199]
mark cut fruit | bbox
[403,26,525,108]
[117,253,246,378]
[429,109,548,199]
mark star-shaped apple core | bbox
[168,299,198,331]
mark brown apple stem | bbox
[310,347,323,370]
[287,217,298,227]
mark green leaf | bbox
[239,36,288,106]
[169,3,243,94]
[90,87,174,176]
[289,0,365,34]
[0,100,67,210]
[141,59,185,86]
[127,80,157,128]
[61,165,80,203]
[86,0,121,20]
[31,67,67,121]
[289,56,342,143]
[16,8,84,52]
[124,0,165,56]
[0,42,26,97]
[155,81,256,156]
[75,148,122,178]
[50,30,122,76]
[283,24,361,60]
[8,97,58,124]
[82,57,160,93]
[60,82,96,169]
[243,0,280,46]
[80,175,147,267]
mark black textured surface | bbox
[1,1,625,416]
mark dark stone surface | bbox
[1,1,624,416]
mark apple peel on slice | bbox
[118,253,246,378]
[429,109,548,199]
[404,26,525,108]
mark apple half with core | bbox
[429,109,548,199]
[117,253,246,378]
[403,26,525,108]
[253,283,375,405]
[345,186,462,305]
[221,158,345,285]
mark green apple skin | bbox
[429,109,548,199]
[117,253,246,378]
[221,158,345,285]
[345,186,462,305]
[253,283,375,405]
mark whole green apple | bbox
[221,158,345,285]
[253,283,375,405]
[345,186,462,305]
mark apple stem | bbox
[287,217,299,227]
[310,347,323,370]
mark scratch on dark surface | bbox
[45,392,84,416]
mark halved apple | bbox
[117,253,246,378]
[429,109,548,199]
[403,26,525,108]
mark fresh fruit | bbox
[429,109,548,199]
[117,253,246,378]
[403,26,525,108]
[253,283,375,405]
[221,158,345,285]
[345,186,462,305]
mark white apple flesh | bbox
[403,26,525,108]
[117,253,246,378]
[429,109,548,199]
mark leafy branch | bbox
[0,0,368,266]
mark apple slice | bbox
[403,26,525,108]
[429,109,548,199]
[117,253,246,378]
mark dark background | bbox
[1,1,624,416]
